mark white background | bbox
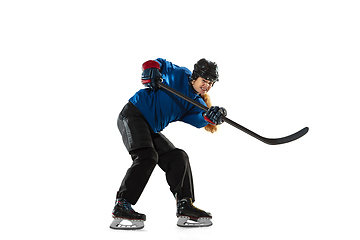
[1,0,359,239]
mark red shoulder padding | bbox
[142,60,160,70]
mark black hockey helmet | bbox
[191,58,219,83]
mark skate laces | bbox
[119,199,135,212]
[189,199,203,212]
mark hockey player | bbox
[110,58,227,230]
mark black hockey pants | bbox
[116,102,195,205]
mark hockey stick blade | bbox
[158,82,309,145]
[224,117,309,145]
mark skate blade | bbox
[110,218,144,230]
[177,216,212,228]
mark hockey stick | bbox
[158,82,309,145]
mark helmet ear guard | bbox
[191,70,200,81]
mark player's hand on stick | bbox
[141,60,162,90]
[204,106,227,125]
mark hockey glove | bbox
[204,106,227,125]
[141,60,162,90]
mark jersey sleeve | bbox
[156,58,180,75]
[180,97,208,128]
[181,108,208,128]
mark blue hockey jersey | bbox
[129,58,208,133]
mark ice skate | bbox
[110,198,146,230]
[176,197,212,227]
